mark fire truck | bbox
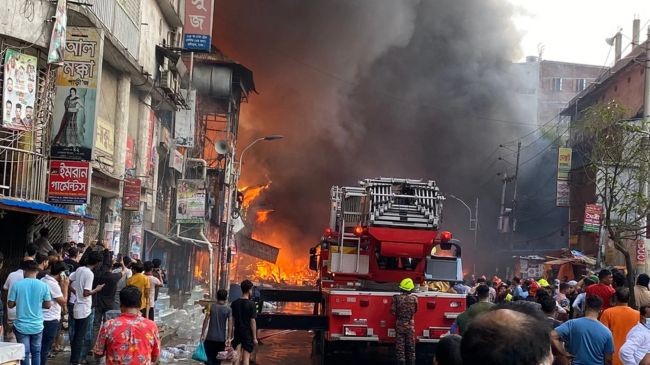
[254,178,465,362]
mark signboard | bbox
[95,117,114,155]
[237,235,280,264]
[125,137,135,172]
[175,89,195,147]
[170,148,184,172]
[177,179,206,223]
[637,240,646,265]
[47,0,67,65]
[557,147,572,180]
[3,49,38,131]
[583,204,602,233]
[122,178,141,211]
[51,27,103,161]
[183,0,214,51]
[47,160,91,204]
[556,180,570,207]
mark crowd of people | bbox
[0,231,168,365]
[404,268,650,365]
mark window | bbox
[552,77,563,91]
[576,79,587,92]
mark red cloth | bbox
[586,283,616,309]
[94,312,161,364]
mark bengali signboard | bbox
[176,179,206,223]
[3,50,38,131]
[236,235,280,264]
[557,147,572,181]
[183,0,214,51]
[47,160,91,204]
[175,89,195,147]
[123,178,141,211]
[583,204,602,233]
[51,27,103,161]
[637,240,646,265]
[95,117,114,155]
[556,180,570,207]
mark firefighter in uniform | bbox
[391,278,418,365]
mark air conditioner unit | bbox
[160,70,173,91]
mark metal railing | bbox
[82,0,141,60]
[0,131,48,201]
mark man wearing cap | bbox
[391,278,418,365]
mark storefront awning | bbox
[0,198,90,221]
[144,229,180,247]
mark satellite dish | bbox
[605,36,616,46]
[215,140,230,155]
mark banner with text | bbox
[3,49,38,131]
[557,147,572,181]
[177,179,206,223]
[175,89,195,147]
[47,160,91,204]
[51,27,103,161]
[123,178,141,211]
[583,204,602,232]
[183,0,214,51]
[556,180,570,207]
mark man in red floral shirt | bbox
[93,285,160,364]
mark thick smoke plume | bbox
[214,0,531,271]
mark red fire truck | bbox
[255,178,465,362]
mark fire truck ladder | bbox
[362,178,442,229]
[332,187,368,275]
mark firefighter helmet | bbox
[399,278,415,292]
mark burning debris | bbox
[256,209,275,224]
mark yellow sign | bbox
[95,118,114,155]
[557,147,572,181]
[56,27,102,88]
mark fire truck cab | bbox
[309,178,465,356]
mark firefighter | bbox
[391,278,418,365]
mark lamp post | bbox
[238,135,284,178]
[447,194,479,273]
[219,134,284,289]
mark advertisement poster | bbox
[175,89,195,147]
[51,27,104,161]
[583,204,602,233]
[125,137,135,172]
[129,208,143,260]
[556,180,570,207]
[557,147,572,181]
[47,0,67,65]
[170,148,184,172]
[183,0,214,51]
[123,178,141,211]
[637,240,646,265]
[47,160,91,204]
[177,179,206,223]
[2,49,38,130]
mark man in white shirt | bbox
[68,251,104,365]
[3,261,26,340]
[619,306,650,365]
[40,261,68,365]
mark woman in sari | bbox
[53,88,84,146]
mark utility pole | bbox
[512,141,522,233]
[642,26,650,273]
[498,172,508,233]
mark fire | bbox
[240,182,271,211]
[256,209,274,224]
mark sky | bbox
[511,0,650,65]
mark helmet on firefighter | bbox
[399,278,415,292]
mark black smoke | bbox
[214,0,533,272]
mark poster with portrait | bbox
[2,49,38,131]
[51,27,104,161]
[176,179,206,223]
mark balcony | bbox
[77,0,141,60]
[0,131,48,201]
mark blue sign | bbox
[184,34,211,52]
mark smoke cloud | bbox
[214,0,531,271]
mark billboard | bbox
[183,0,214,51]
[557,147,572,181]
[47,160,91,204]
[2,50,38,131]
[177,179,206,223]
[175,89,195,147]
[556,180,570,207]
[122,178,141,211]
[51,27,103,161]
[237,235,280,264]
[583,204,602,233]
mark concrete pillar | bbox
[114,76,131,177]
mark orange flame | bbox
[240,182,271,211]
[256,209,274,224]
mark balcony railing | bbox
[0,132,48,201]
[81,0,141,60]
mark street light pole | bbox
[219,134,284,289]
